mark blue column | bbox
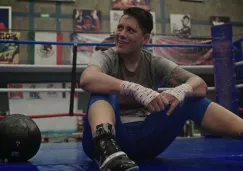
[233,41,243,76]
[211,23,238,114]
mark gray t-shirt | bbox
[88,47,178,123]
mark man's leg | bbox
[179,97,243,139]
[82,94,115,160]
[133,96,243,160]
[82,93,139,171]
[200,102,243,138]
[133,97,199,160]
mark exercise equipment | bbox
[0,114,41,162]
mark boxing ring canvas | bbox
[1,138,243,171]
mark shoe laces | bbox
[99,137,120,157]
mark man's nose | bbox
[119,29,127,38]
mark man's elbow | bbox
[80,66,103,91]
[199,77,208,95]
[80,70,92,90]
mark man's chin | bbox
[116,47,129,54]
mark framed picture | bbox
[170,14,191,38]
[180,0,203,2]
[73,9,101,32]
[0,6,11,31]
[112,0,151,10]
[35,0,75,1]
[0,32,21,64]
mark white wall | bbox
[8,83,83,134]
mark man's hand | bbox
[162,84,193,116]
[147,94,169,113]
[120,81,192,114]
[92,10,98,19]
[161,92,180,116]
[120,81,170,112]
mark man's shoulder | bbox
[142,48,161,61]
[142,48,177,66]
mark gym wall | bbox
[0,0,243,113]
[0,0,243,63]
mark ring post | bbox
[233,40,243,117]
[69,43,78,116]
[211,23,238,114]
[233,40,243,76]
[203,23,238,138]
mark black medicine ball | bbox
[0,114,41,162]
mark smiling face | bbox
[115,15,150,55]
[182,16,190,27]
[84,18,92,30]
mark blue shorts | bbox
[82,94,212,161]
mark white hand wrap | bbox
[163,84,193,102]
[120,81,160,107]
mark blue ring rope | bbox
[0,40,212,48]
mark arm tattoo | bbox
[167,66,196,87]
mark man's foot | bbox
[94,123,139,171]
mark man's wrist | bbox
[120,81,160,106]
[164,83,193,102]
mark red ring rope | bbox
[0,108,242,118]
[0,112,86,119]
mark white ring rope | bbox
[0,60,242,71]
[0,64,88,73]
[0,61,243,75]
[2,84,243,93]
[3,88,83,92]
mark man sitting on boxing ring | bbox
[80,7,243,171]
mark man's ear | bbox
[142,34,151,44]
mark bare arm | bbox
[80,65,123,94]
[167,66,208,97]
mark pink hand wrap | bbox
[120,81,160,107]
[163,84,193,102]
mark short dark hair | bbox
[182,15,190,20]
[123,7,153,34]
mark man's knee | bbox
[87,93,118,112]
[88,93,110,107]
[182,96,212,109]
[181,96,212,125]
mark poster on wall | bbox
[210,16,231,26]
[70,33,110,64]
[0,6,11,31]
[0,32,20,64]
[110,10,156,35]
[34,32,63,65]
[8,84,24,99]
[73,9,101,32]
[110,10,123,34]
[153,36,213,65]
[112,0,151,10]
[41,0,75,1]
[170,14,191,38]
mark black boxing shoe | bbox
[93,123,139,171]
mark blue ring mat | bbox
[1,137,243,171]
